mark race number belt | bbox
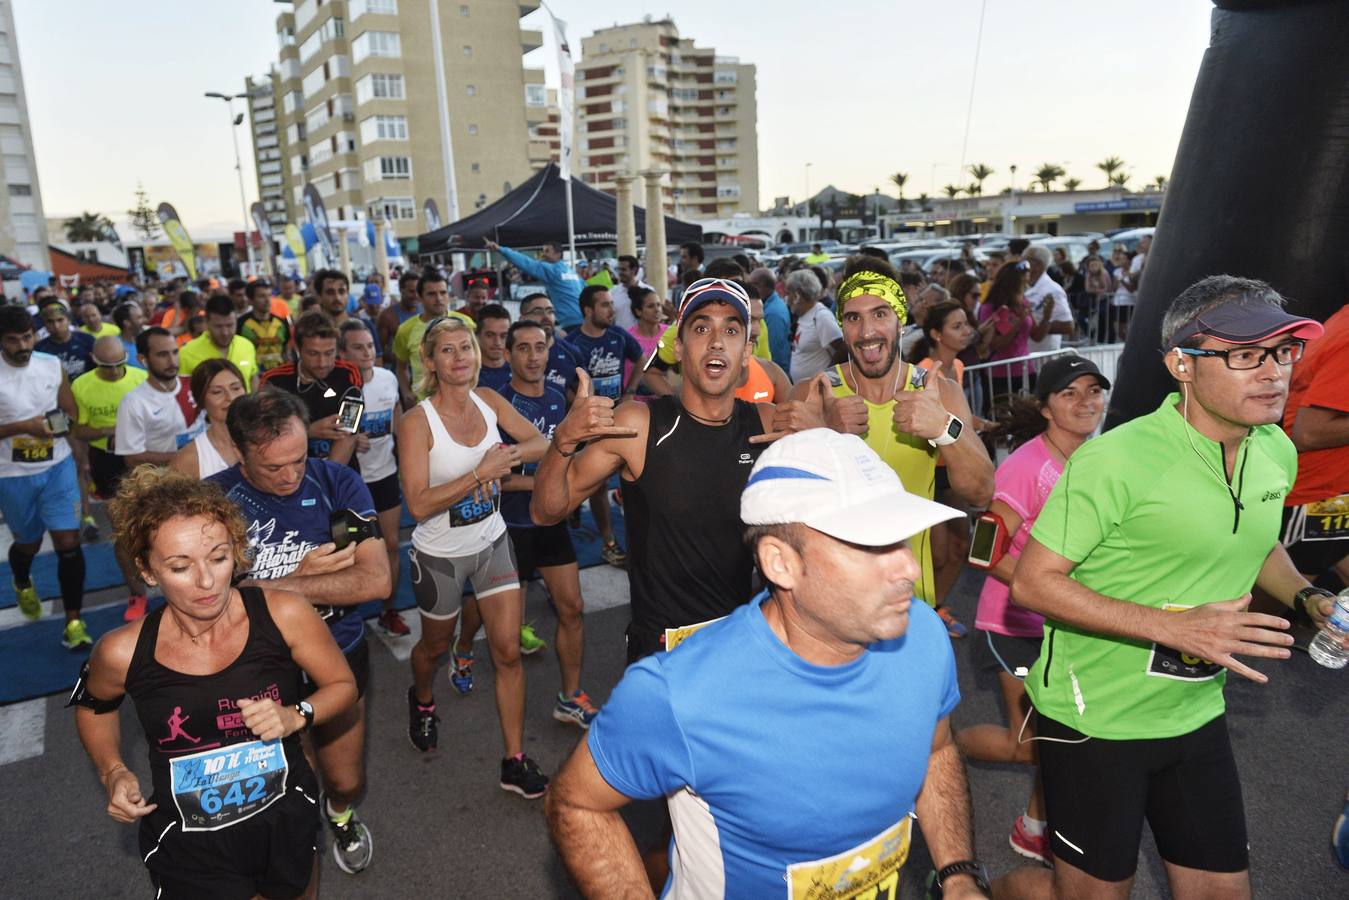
[448,483,500,527]
[11,436,54,463]
[1303,493,1349,541]
[169,739,289,831]
[1146,604,1223,681]
[787,814,912,900]
[662,616,725,652]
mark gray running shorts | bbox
[409,532,520,620]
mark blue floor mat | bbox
[0,505,625,705]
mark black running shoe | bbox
[500,754,549,799]
[407,686,439,753]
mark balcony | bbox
[520,28,543,54]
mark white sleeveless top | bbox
[193,428,231,480]
[410,392,506,557]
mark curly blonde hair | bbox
[417,315,480,397]
[107,465,251,576]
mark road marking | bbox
[0,698,46,767]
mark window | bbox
[363,155,411,181]
[282,90,302,114]
[305,104,330,134]
[460,4,469,15]
[302,64,328,98]
[352,31,400,63]
[524,84,546,107]
[355,72,404,104]
[310,143,333,166]
[359,114,408,142]
[467,124,478,135]
[299,17,345,64]
[714,70,737,85]
[350,0,396,20]
[462,45,472,56]
[466,84,476,96]
[471,162,480,173]
[379,197,416,220]
[7,183,29,196]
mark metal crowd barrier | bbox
[962,343,1124,423]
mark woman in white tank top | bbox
[396,316,550,789]
[168,359,245,480]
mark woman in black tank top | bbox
[72,468,357,900]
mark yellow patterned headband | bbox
[835,271,907,324]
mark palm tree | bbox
[1153,174,1168,191]
[942,184,962,199]
[917,192,931,210]
[1096,155,1126,187]
[1063,177,1082,192]
[1109,172,1130,189]
[967,183,980,197]
[1033,163,1066,192]
[889,171,908,210]
[967,163,994,196]
[64,211,115,243]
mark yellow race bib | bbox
[11,436,54,463]
[787,814,912,900]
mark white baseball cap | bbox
[741,428,963,546]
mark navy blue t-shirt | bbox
[209,459,376,650]
[566,326,643,399]
[477,362,512,394]
[35,331,96,379]
[545,338,585,397]
[495,382,567,528]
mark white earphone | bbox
[1174,348,1186,372]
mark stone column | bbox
[614,175,638,260]
[373,218,390,283]
[642,169,668,303]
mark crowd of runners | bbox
[2,240,1347,898]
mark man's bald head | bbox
[93,335,127,365]
[747,268,777,300]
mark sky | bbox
[18,0,1216,236]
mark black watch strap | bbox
[1293,585,1334,619]
[294,701,315,731]
[936,859,990,894]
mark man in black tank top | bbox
[531,278,828,663]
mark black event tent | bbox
[417,163,702,254]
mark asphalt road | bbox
[2,565,1345,899]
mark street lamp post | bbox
[205,91,256,275]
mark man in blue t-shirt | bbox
[208,389,390,876]
[519,291,585,398]
[450,320,601,729]
[486,239,584,330]
[563,285,647,567]
[546,429,992,900]
[35,302,95,379]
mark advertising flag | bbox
[283,223,309,277]
[250,202,278,279]
[302,184,336,265]
[544,5,574,182]
[424,198,442,232]
[156,203,197,281]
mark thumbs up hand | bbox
[750,373,830,444]
[554,367,638,453]
[891,361,951,441]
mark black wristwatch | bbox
[1293,585,1335,622]
[934,860,991,896]
[294,700,315,732]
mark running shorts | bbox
[88,445,127,499]
[0,455,80,543]
[139,771,320,900]
[302,635,369,701]
[508,522,576,580]
[1036,712,1248,882]
[365,472,402,514]
[410,532,519,620]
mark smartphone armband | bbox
[967,511,1010,570]
[331,508,380,550]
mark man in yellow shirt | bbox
[70,335,151,620]
[804,243,831,265]
[179,294,259,390]
[78,302,120,340]
[392,269,466,406]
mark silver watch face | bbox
[299,701,314,717]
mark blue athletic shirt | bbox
[209,459,376,650]
[495,382,566,528]
[35,331,95,379]
[476,362,512,394]
[588,593,960,898]
[546,338,584,397]
[566,326,643,399]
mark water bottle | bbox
[1308,589,1349,669]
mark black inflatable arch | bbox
[1106,0,1349,428]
